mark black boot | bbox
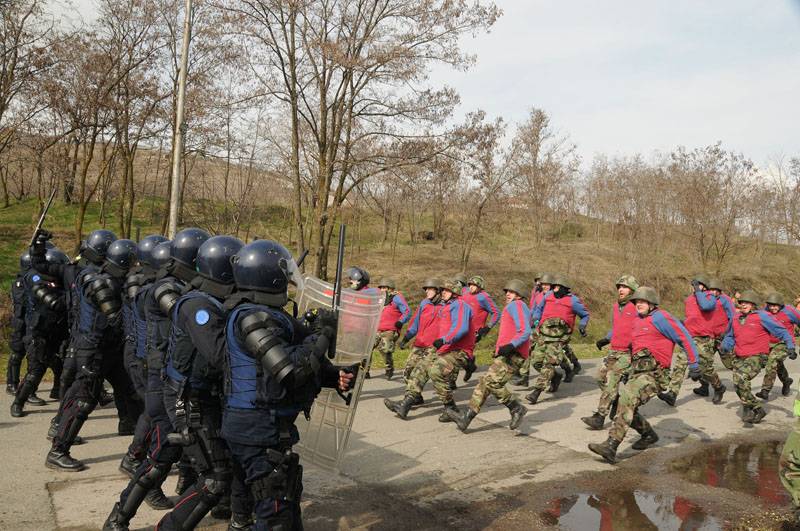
[511,374,529,387]
[657,391,676,407]
[756,388,770,400]
[385,368,394,380]
[11,377,37,417]
[507,400,527,430]
[119,452,142,479]
[117,418,136,436]
[103,503,129,531]
[783,378,794,397]
[588,437,620,464]
[98,387,114,407]
[581,412,605,430]
[145,486,174,510]
[526,388,542,405]
[631,428,659,450]
[741,406,755,423]
[10,401,24,418]
[49,385,60,400]
[229,512,254,530]
[712,384,726,405]
[438,402,460,423]
[411,394,424,407]
[561,361,574,383]
[463,357,477,382]
[548,371,563,393]
[211,496,232,519]
[27,393,46,406]
[384,394,417,419]
[5,383,16,396]
[692,381,709,397]
[45,449,86,471]
[449,408,477,432]
[572,359,582,375]
[751,406,767,424]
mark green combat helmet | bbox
[631,286,660,306]
[706,278,725,291]
[615,275,639,291]
[468,275,485,290]
[453,273,468,286]
[692,273,711,289]
[765,292,785,306]
[377,278,396,290]
[442,278,463,294]
[737,290,761,306]
[539,273,556,285]
[503,279,529,299]
[551,274,570,289]
[422,278,440,290]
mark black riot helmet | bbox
[20,241,55,269]
[106,239,139,271]
[151,241,173,270]
[137,234,168,267]
[232,240,303,306]
[346,266,370,290]
[45,247,70,265]
[196,235,244,284]
[83,229,117,264]
[171,228,211,268]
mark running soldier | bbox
[582,275,639,430]
[588,286,701,464]
[447,279,530,433]
[720,290,795,424]
[526,275,589,405]
[513,273,554,387]
[398,278,442,384]
[756,292,798,400]
[374,278,411,379]
[707,277,736,371]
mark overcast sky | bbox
[56,0,800,167]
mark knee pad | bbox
[9,351,24,365]
[23,372,40,385]
[204,474,230,498]
[139,461,171,489]
[76,399,96,420]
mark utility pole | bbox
[167,0,193,238]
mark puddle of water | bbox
[671,441,790,507]
[541,491,722,530]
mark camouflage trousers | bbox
[372,330,399,371]
[733,354,767,408]
[668,336,720,394]
[595,350,631,417]
[609,355,669,442]
[403,346,437,382]
[761,343,789,392]
[779,393,800,508]
[406,350,470,404]
[715,338,735,370]
[531,338,569,392]
[467,354,526,414]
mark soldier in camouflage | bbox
[513,273,554,387]
[755,292,798,400]
[398,278,442,386]
[582,275,639,430]
[447,279,530,433]
[373,278,411,379]
[588,287,701,464]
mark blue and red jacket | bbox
[403,298,441,348]
[763,305,800,345]
[496,299,531,358]
[462,289,499,331]
[722,310,795,357]
[378,292,411,332]
[711,294,735,338]
[684,290,718,337]
[632,309,699,369]
[532,291,589,331]
[435,297,475,356]
[529,288,547,315]
[603,301,638,351]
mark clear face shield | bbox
[280,255,305,294]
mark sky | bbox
[52,0,800,167]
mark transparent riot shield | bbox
[294,275,383,471]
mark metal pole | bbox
[167,0,193,238]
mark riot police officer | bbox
[222,239,356,530]
[155,235,251,530]
[10,246,70,417]
[103,228,210,530]
[7,251,31,396]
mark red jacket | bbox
[435,298,475,356]
[461,290,499,330]
[711,294,735,338]
[495,300,531,358]
[378,292,411,332]
[534,292,590,331]
[683,291,717,337]
[631,309,699,368]
[403,299,440,348]
[725,311,794,357]
[605,301,638,351]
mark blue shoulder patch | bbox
[32,274,41,282]
[195,309,210,326]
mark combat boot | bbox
[657,391,676,407]
[783,378,794,397]
[119,452,142,478]
[511,374,528,387]
[49,385,60,400]
[741,406,755,423]
[581,412,605,430]
[449,408,477,432]
[27,393,46,406]
[211,496,232,519]
[103,503,130,531]
[463,357,477,382]
[588,437,620,464]
[631,428,659,450]
[692,381,709,397]
[385,368,394,380]
[561,361,574,383]
[229,512,254,530]
[755,389,770,400]
[5,383,16,395]
[98,387,114,407]
[572,359,582,375]
[507,400,527,430]
[751,407,767,424]
[144,486,174,510]
[548,371,563,393]
[45,449,86,472]
[411,394,424,407]
[10,400,24,418]
[384,394,417,419]
[526,388,542,405]
[117,418,136,436]
[438,402,460,422]
[712,384,726,405]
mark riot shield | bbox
[294,275,383,471]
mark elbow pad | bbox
[33,284,65,313]
[88,277,121,318]
[240,312,295,385]
[125,273,145,300]
[154,282,181,317]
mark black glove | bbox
[688,365,702,382]
[578,326,587,337]
[475,326,490,342]
[399,336,410,349]
[433,338,444,349]
[34,228,53,245]
[498,343,516,356]
[394,320,404,330]
[463,356,477,382]
[338,363,359,391]
[595,338,610,350]
[790,349,798,360]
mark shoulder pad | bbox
[238,311,294,384]
[154,281,181,316]
[125,273,146,299]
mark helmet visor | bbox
[281,255,305,292]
